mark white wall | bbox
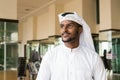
[0,0,17,19]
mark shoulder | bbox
[80,46,98,55]
[80,46,104,68]
[42,44,63,59]
[80,46,101,62]
[48,44,63,54]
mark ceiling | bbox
[17,0,53,20]
[17,0,70,42]
[17,0,69,20]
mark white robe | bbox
[36,44,106,80]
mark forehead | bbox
[61,20,76,24]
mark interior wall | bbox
[64,0,82,15]
[111,0,120,29]
[0,0,17,19]
[18,22,23,42]
[55,4,64,35]
[99,0,111,30]
[82,0,97,33]
[64,0,98,33]
[22,17,34,43]
[48,4,56,36]
[37,10,49,39]
[33,16,38,39]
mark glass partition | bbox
[92,34,99,53]
[0,20,18,71]
[112,31,120,73]
[99,31,112,56]
[26,41,40,61]
[99,30,120,74]
[39,36,61,57]
[26,36,61,61]
[39,43,55,58]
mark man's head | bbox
[60,20,82,43]
[59,12,83,44]
[58,12,95,51]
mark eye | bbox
[60,24,64,28]
[60,23,75,29]
[66,24,74,29]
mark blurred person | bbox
[36,12,106,80]
[29,49,41,80]
[107,50,112,80]
[102,49,109,69]
[30,49,40,62]
[107,50,112,71]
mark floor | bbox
[0,70,120,80]
[0,70,17,80]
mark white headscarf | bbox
[58,12,95,51]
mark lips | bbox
[62,32,70,35]
[62,32,70,37]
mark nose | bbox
[61,26,68,33]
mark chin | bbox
[62,40,68,42]
[62,39,69,42]
[62,37,76,43]
[62,39,72,43]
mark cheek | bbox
[68,28,74,33]
[60,29,63,34]
[72,29,80,36]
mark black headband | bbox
[61,12,74,17]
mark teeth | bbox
[63,33,69,35]
[63,33,68,36]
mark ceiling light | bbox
[25,9,30,11]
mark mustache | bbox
[61,32,70,35]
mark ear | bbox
[79,27,83,33]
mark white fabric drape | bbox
[58,12,95,51]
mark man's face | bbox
[60,20,82,43]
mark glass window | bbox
[6,43,18,70]
[0,20,18,71]
[6,22,18,32]
[0,44,4,70]
[0,21,4,31]
[112,31,120,73]
[99,30,120,73]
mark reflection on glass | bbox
[0,21,4,31]
[40,43,54,57]
[0,20,18,71]
[39,37,61,57]
[112,31,120,73]
[0,44,4,70]
[26,42,40,62]
[99,30,120,73]
[6,22,18,32]
[92,35,99,53]
[6,43,18,70]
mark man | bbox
[30,49,40,62]
[36,12,106,80]
[102,49,109,69]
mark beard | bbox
[62,36,76,42]
[61,31,79,43]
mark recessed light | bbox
[25,9,30,11]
